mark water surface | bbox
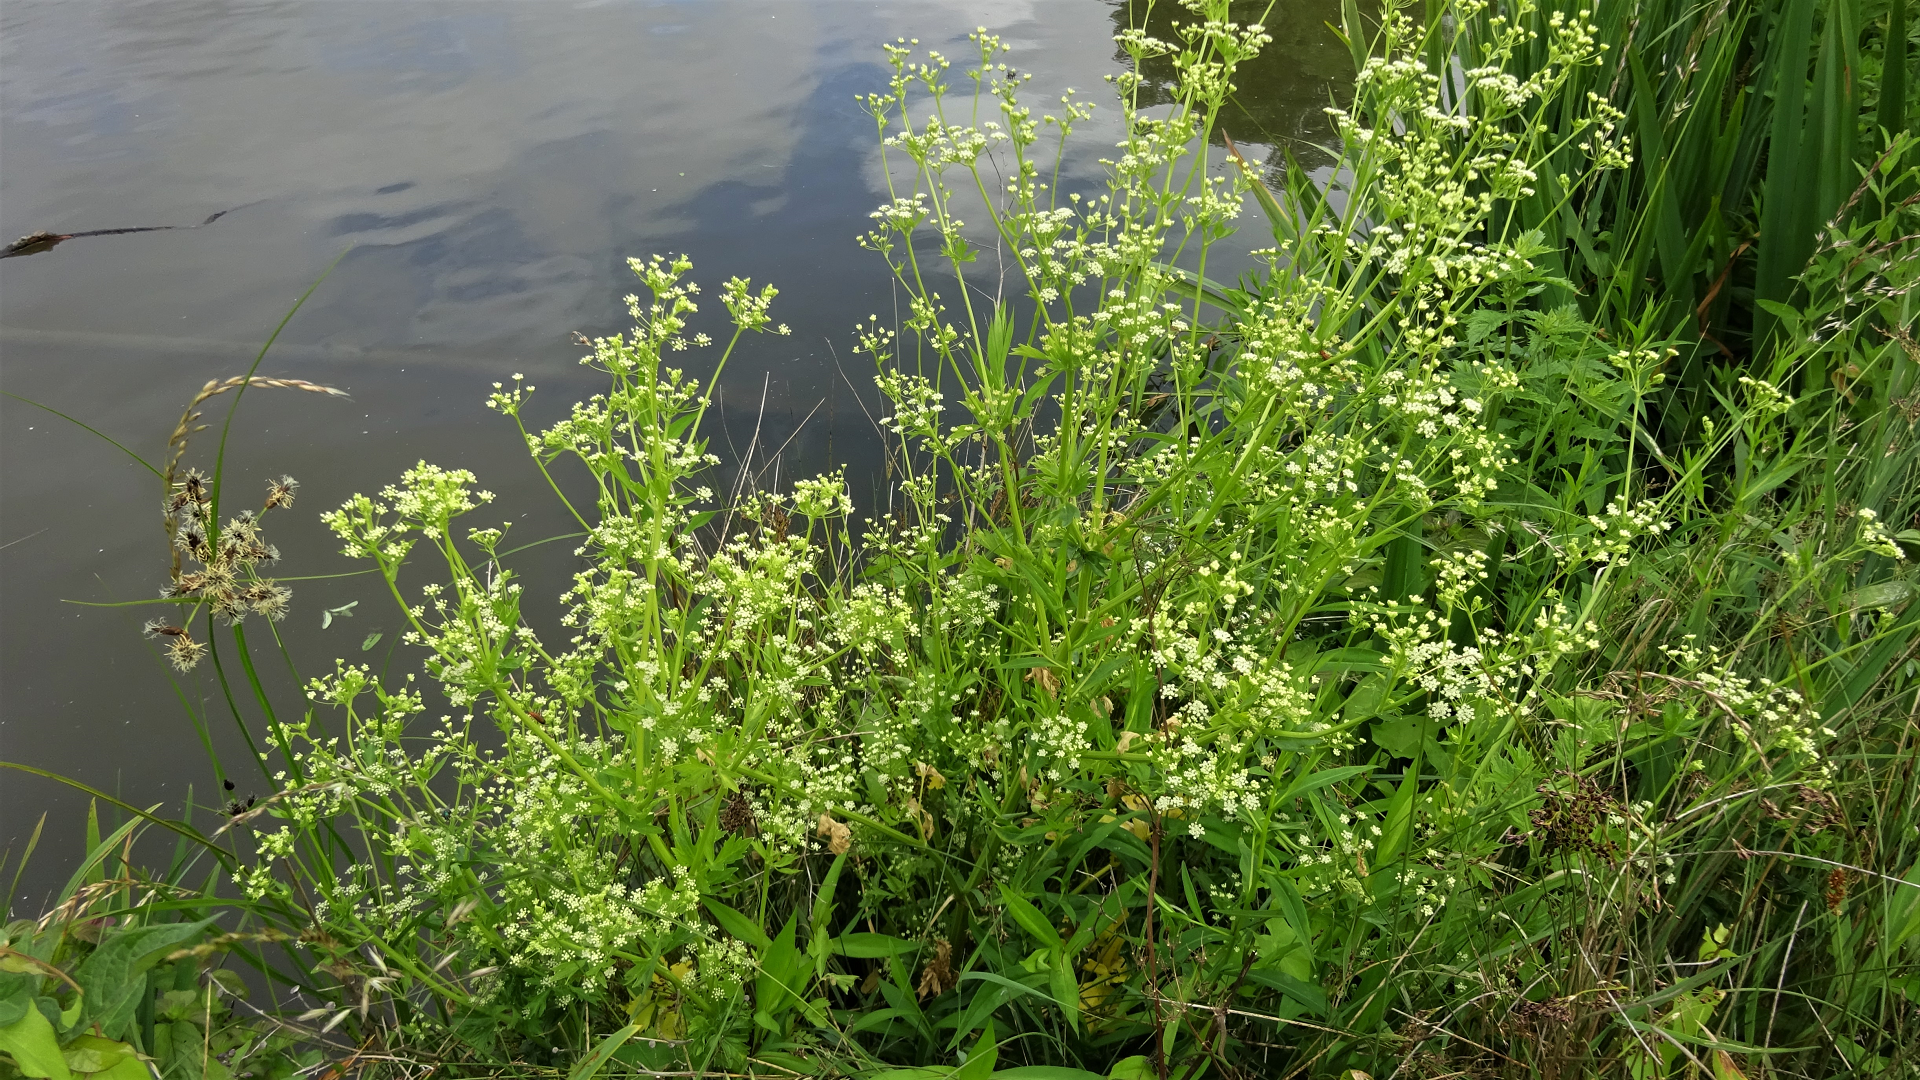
[0,0,1344,907]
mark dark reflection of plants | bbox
[1110,0,1353,165]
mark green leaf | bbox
[162,1018,233,1080]
[1244,967,1328,1017]
[752,913,807,1033]
[1048,958,1080,1034]
[60,1034,141,1077]
[1343,673,1391,722]
[810,852,849,976]
[1876,0,1906,152]
[567,1023,639,1080]
[1278,765,1370,804]
[1374,762,1419,868]
[832,934,920,959]
[812,852,848,940]
[1371,716,1449,773]
[702,899,769,950]
[0,1002,71,1080]
[74,918,218,1041]
[1371,715,1423,760]
[956,1020,998,1080]
[995,886,1063,954]
[0,972,34,1028]
[1267,877,1314,963]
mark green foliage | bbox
[0,810,315,1080]
[7,0,1918,1077]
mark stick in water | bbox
[1,206,249,259]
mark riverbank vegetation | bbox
[4,0,1917,1076]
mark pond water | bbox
[0,0,1346,908]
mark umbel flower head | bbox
[152,472,301,670]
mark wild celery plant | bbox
[1424,0,1917,437]
[39,2,1919,1080]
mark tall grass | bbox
[3,1,1916,1078]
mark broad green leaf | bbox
[74,918,217,1041]
[1245,967,1328,1017]
[1374,763,1420,868]
[0,1002,71,1080]
[61,1035,141,1078]
[0,972,34,1027]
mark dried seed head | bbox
[179,468,211,504]
[264,475,299,510]
[246,583,292,621]
[209,585,249,624]
[719,792,757,835]
[226,511,261,543]
[165,634,208,672]
[916,939,954,999]
[1512,996,1576,1027]
[1825,867,1850,914]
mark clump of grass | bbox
[6,0,1918,1078]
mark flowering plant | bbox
[134,1,1919,1076]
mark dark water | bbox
[0,0,1344,910]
